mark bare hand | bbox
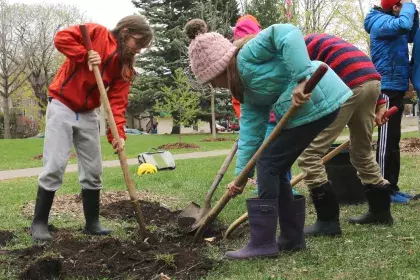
[375,106,388,126]
[292,80,311,107]
[112,138,125,154]
[88,51,101,71]
[227,181,246,198]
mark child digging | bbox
[31,15,153,241]
[184,19,352,259]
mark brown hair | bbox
[111,15,154,81]
[227,35,255,103]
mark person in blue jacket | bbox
[184,19,352,260]
[364,0,418,205]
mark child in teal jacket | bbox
[185,19,351,260]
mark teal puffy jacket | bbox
[235,24,352,176]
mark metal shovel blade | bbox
[178,202,201,232]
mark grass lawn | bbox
[1,150,420,279]
[0,133,237,171]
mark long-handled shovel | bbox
[224,105,398,239]
[79,25,147,240]
[177,140,238,233]
[192,64,329,243]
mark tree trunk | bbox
[171,112,181,134]
[210,88,217,140]
[3,95,10,139]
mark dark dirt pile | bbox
[400,138,420,153]
[157,143,200,150]
[5,199,223,280]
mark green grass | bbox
[0,133,236,171]
[1,152,420,279]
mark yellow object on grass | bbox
[137,163,158,176]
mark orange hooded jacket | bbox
[49,23,130,143]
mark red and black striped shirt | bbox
[305,33,384,106]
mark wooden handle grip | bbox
[79,25,93,51]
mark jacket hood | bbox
[364,6,391,34]
[233,18,261,40]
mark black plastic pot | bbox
[325,144,366,205]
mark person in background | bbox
[364,0,419,203]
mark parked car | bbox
[125,128,148,135]
[215,123,226,132]
[228,123,240,131]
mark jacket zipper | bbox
[59,67,78,96]
[79,50,118,111]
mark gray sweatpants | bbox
[38,99,102,191]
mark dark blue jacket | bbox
[364,3,418,92]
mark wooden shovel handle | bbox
[79,25,147,240]
[204,140,238,209]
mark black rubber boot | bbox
[82,189,112,235]
[304,182,342,236]
[348,183,393,225]
[31,187,55,241]
[277,195,307,251]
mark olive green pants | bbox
[298,80,385,188]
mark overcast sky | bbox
[9,0,139,29]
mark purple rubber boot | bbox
[277,195,307,251]
[225,199,279,260]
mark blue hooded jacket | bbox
[364,3,418,92]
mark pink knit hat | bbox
[233,16,261,40]
[185,19,236,84]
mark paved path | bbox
[0,149,231,181]
[1,125,418,181]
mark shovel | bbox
[192,64,329,243]
[178,140,238,232]
[79,25,147,240]
[223,105,399,239]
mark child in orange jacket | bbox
[31,15,153,241]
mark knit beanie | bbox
[234,15,261,40]
[185,19,236,84]
[381,0,400,10]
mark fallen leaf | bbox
[408,250,415,255]
[160,272,171,280]
[204,237,216,242]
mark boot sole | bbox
[83,228,113,235]
[225,252,279,260]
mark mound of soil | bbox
[200,137,235,142]
[400,138,420,153]
[0,231,14,247]
[101,200,179,227]
[6,200,220,280]
[33,153,76,160]
[157,143,200,150]
[21,190,179,220]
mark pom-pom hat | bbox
[185,19,236,84]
